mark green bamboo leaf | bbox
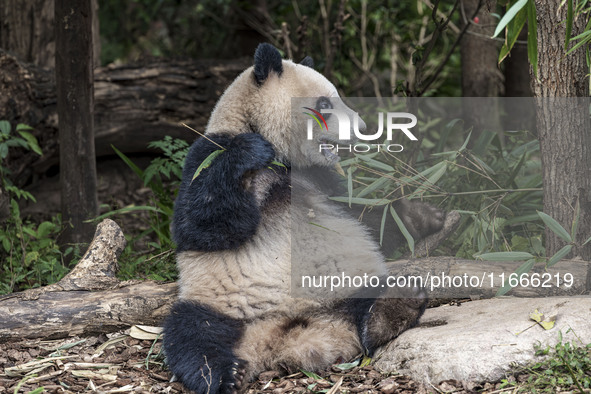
[504,213,541,226]
[569,28,591,42]
[90,205,166,222]
[495,259,535,296]
[527,0,538,78]
[398,161,446,187]
[334,360,360,371]
[360,356,372,367]
[192,149,225,181]
[411,163,447,197]
[478,251,534,261]
[379,204,388,246]
[546,244,572,268]
[565,0,573,51]
[426,164,446,185]
[537,211,572,243]
[565,30,591,55]
[507,151,527,186]
[493,0,528,38]
[329,197,389,206]
[356,176,390,198]
[436,118,463,152]
[473,130,497,158]
[571,197,580,239]
[390,205,414,256]
[271,160,286,168]
[356,155,395,172]
[347,166,353,208]
[582,235,591,246]
[301,370,323,380]
[498,1,527,64]
[509,139,539,157]
[472,155,496,175]
[112,145,145,179]
[459,130,472,152]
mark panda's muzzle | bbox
[318,137,340,163]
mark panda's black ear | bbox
[299,56,314,69]
[254,43,283,85]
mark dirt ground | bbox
[0,327,510,394]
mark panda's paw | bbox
[220,359,248,394]
[360,283,427,355]
[181,356,248,394]
[395,199,445,240]
[230,133,276,173]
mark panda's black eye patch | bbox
[315,97,333,119]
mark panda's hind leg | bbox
[236,314,362,380]
[163,300,247,394]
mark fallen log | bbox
[0,219,176,342]
[0,49,249,176]
[0,216,588,342]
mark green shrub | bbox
[0,121,68,294]
[337,124,543,259]
[101,136,189,281]
[500,332,591,392]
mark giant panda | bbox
[163,43,445,394]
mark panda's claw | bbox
[224,358,247,393]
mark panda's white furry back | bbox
[163,43,445,394]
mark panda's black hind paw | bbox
[359,283,427,355]
[219,359,248,394]
[395,199,445,240]
[174,355,248,394]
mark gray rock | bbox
[374,297,591,385]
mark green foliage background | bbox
[99,0,463,96]
[7,0,590,298]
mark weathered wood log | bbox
[387,257,591,299]
[0,219,176,342]
[0,217,589,342]
[0,49,249,177]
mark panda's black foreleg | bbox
[163,300,246,394]
[173,132,276,252]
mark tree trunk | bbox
[503,28,533,133]
[55,0,98,246]
[532,1,591,259]
[0,0,100,68]
[504,28,531,97]
[460,0,503,144]
[460,0,502,97]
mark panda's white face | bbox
[205,54,364,168]
[253,61,365,168]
